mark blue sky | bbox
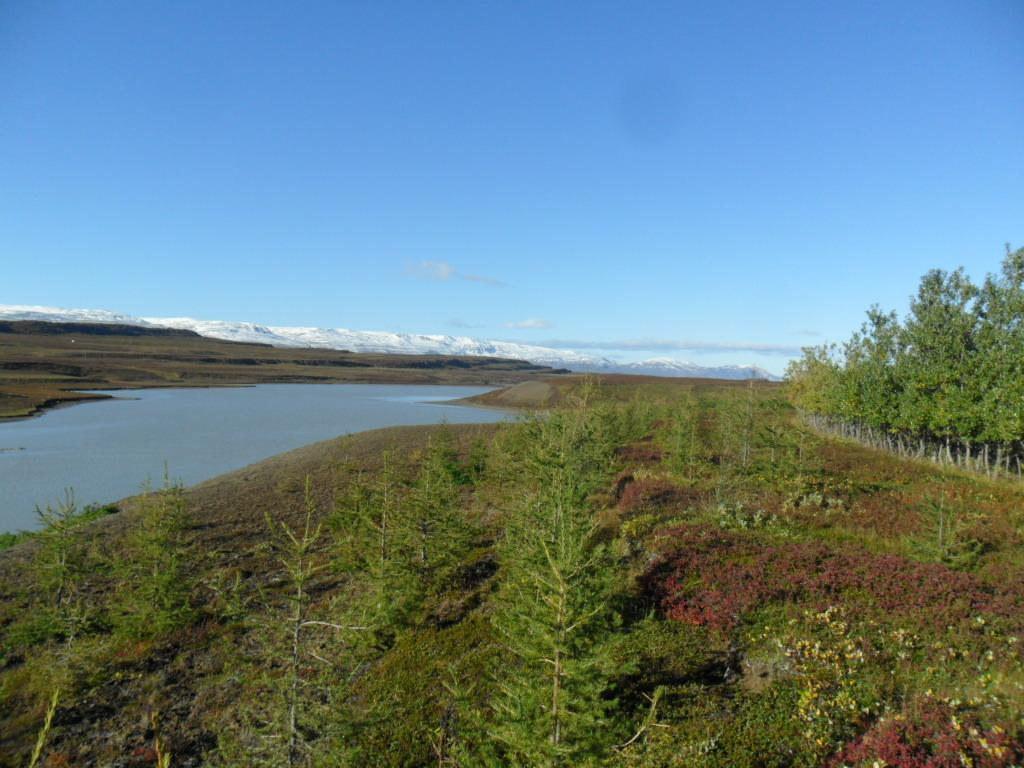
[2,1,1022,374]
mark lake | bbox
[0,384,509,532]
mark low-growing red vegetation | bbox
[643,524,1024,633]
[130,745,160,765]
[615,441,664,465]
[839,490,924,537]
[616,478,703,516]
[828,697,1023,768]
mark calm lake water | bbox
[0,384,508,532]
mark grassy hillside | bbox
[0,321,564,420]
[1,376,1022,766]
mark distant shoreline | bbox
[0,380,525,424]
[0,320,563,422]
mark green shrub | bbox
[109,482,194,640]
[617,681,807,768]
[623,617,724,673]
[352,615,500,767]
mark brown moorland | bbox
[0,320,567,421]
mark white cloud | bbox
[505,318,552,330]
[448,317,485,329]
[406,260,456,281]
[537,337,801,355]
[463,273,506,286]
[405,261,504,286]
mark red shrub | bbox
[130,746,159,765]
[828,698,1022,768]
[643,524,1024,633]
[616,479,703,515]
[615,442,664,464]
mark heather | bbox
[645,526,1024,634]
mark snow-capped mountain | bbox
[0,305,779,380]
[590,357,778,380]
[0,304,161,327]
[142,317,606,369]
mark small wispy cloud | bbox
[406,261,505,286]
[537,338,802,355]
[448,317,485,329]
[505,318,552,330]
[406,260,456,281]
[463,273,507,287]
[795,330,821,338]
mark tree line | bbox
[786,246,1024,476]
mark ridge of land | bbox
[0,320,566,420]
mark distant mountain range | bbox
[0,305,780,380]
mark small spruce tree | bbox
[25,490,91,644]
[111,476,194,640]
[219,477,372,768]
[391,433,476,606]
[485,408,620,766]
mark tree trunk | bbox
[551,581,566,751]
[288,580,303,765]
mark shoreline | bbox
[0,386,516,536]
[0,378,534,424]
[0,391,114,423]
[0,321,565,423]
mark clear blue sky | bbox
[2,1,1022,374]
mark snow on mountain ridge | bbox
[0,304,160,327]
[143,317,295,346]
[0,305,778,379]
[614,357,778,380]
[152,319,607,366]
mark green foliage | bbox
[786,247,1024,474]
[0,500,116,554]
[665,395,702,482]
[9,494,115,647]
[397,431,476,594]
[715,502,778,531]
[616,682,808,768]
[779,606,880,758]
[594,391,658,452]
[28,688,60,768]
[781,476,848,515]
[908,493,986,571]
[702,682,808,768]
[6,376,1024,765]
[203,568,250,624]
[330,451,418,632]
[619,514,661,557]
[34,491,81,612]
[484,405,624,766]
[786,345,844,417]
[334,432,479,633]
[464,436,489,484]
[352,615,500,768]
[610,616,722,690]
[218,478,373,767]
[0,530,25,550]
[110,479,194,640]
